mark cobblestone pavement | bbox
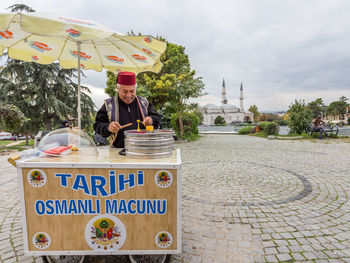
[1,135,350,262]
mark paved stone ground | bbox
[1,135,350,262]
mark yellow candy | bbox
[146,126,154,131]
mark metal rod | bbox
[77,41,81,129]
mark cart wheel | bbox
[42,255,86,263]
[128,254,171,263]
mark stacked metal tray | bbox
[124,129,175,158]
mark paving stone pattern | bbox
[1,135,350,262]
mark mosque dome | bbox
[221,104,238,112]
[204,104,220,110]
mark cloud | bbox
[83,84,109,111]
[2,0,349,111]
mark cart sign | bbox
[20,165,180,255]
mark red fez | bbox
[117,71,136,85]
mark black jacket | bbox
[93,96,161,148]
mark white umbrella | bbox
[0,12,166,128]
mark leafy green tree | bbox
[288,100,312,134]
[141,42,206,137]
[105,71,117,97]
[248,105,260,122]
[192,107,203,124]
[0,102,28,131]
[0,60,95,132]
[214,115,226,126]
[106,38,206,138]
[266,113,281,122]
[327,96,349,120]
[171,112,199,141]
[307,98,324,119]
[7,4,35,12]
[258,114,267,121]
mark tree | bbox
[106,38,206,137]
[192,107,203,124]
[288,100,312,134]
[0,102,28,131]
[0,60,95,132]
[266,113,281,122]
[248,105,260,122]
[214,116,226,126]
[7,4,35,12]
[258,114,267,121]
[327,96,349,120]
[307,98,324,119]
[105,71,117,97]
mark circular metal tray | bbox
[124,129,175,159]
[126,150,174,159]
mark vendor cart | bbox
[10,128,181,262]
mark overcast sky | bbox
[2,0,350,111]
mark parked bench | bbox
[306,124,339,136]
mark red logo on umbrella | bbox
[106,55,124,64]
[0,30,14,39]
[132,54,147,62]
[30,41,52,52]
[32,56,39,61]
[66,28,81,37]
[142,48,156,57]
[144,36,152,43]
[71,50,91,60]
[142,48,152,54]
[59,17,94,26]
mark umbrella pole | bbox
[77,41,81,129]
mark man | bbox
[59,120,70,128]
[94,71,161,148]
[312,116,328,140]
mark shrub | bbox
[171,112,199,141]
[238,126,253,135]
[348,118,350,125]
[214,115,226,126]
[259,122,270,130]
[264,122,279,136]
[277,120,288,126]
[288,100,312,134]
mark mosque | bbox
[200,80,253,125]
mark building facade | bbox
[201,80,253,125]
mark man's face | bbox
[118,84,136,104]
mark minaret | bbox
[221,79,227,104]
[239,82,244,111]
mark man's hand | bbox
[143,116,153,126]
[108,121,121,133]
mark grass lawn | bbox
[0,139,34,154]
[0,140,14,146]
[16,139,34,146]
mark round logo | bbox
[32,232,51,249]
[27,169,47,187]
[155,231,172,248]
[144,36,152,43]
[85,214,126,251]
[154,170,173,188]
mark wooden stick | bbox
[120,123,133,129]
[110,123,133,146]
